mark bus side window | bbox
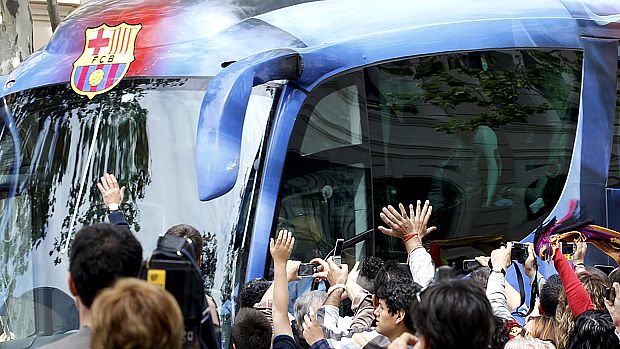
[276,71,372,264]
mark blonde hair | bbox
[505,336,556,349]
[578,273,607,311]
[554,272,609,349]
[91,278,184,349]
[527,315,556,344]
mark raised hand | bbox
[522,243,537,278]
[302,309,324,345]
[573,241,587,265]
[286,260,301,282]
[270,230,295,265]
[326,256,349,285]
[97,173,125,208]
[410,200,437,239]
[490,243,513,271]
[378,203,413,238]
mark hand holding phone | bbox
[333,239,344,267]
[297,263,319,277]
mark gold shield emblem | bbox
[71,23,142,99]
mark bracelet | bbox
[492,268,506,276]
[328,284,346,294]
[575,262,586,268]
[403,233,418,243]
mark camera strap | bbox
[510,261,539,318]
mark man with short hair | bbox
[39,223,143,349]
[232,308,272,349]
[165,223,204,264]
[373,278,419,343]
[390,279,494,349]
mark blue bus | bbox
[1,0,619,346]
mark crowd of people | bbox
[38,174,620,349]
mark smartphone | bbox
[463,259,481,271]
[297,263,318,277]
[333,238,344,267]
[606,286,616,302]
[561,242,576,255]
[595,265,615,275]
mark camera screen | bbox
[298,263,317,276]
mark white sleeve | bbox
[408,247,435,287]
[319,305,341,332]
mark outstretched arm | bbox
[553,248,593,317]
[271,230,296,337]
[487,244,515,321]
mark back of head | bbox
[470,266,491,289]
[373,260,412,294]
[578,273,608,310]
[232,308,272,349]
[91,278,184,349]
[239,278,272,308]
[505,336,556,349]
[584,267,609,283]
[540,274,563,317]
[527,315,557,344]
[294,290,327,335]
[359,256,385,293]
[375,277,420,333]
[410,279,493,349]
[70,223,143,307]
[165,224,203,262]
[567,310,620,349]
[489,316,509,349]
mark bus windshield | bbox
[0,78,273,345]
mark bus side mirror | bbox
[196,49,302,201]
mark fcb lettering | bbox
[70,23,142,99]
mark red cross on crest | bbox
[88,28,110,55]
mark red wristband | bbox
[614,319,620,328]
[403,233,418,243]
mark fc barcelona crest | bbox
[71,23,142,99]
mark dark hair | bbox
[232,308,272,349]
[410,279,494,349]
[469,266,491,289]
[489,316,510,349]
[376,278,420,332]
[373,260,412,293]
[70,223,143,308]
[165,224,203,262]
[239,278,272,308]
[567,310,620,349]
[540,274,563,317]
[360,256,385,280]
[609,267,620,286]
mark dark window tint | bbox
[276,72,372,264]
[276,49,581,265]
[367,50,581,260]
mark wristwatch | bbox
[107,203,120,213]
[492,267,506,276]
